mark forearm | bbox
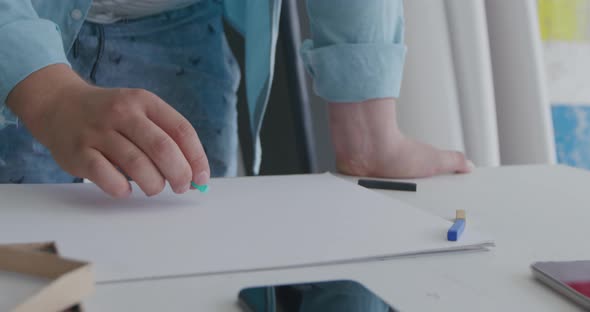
[328,98,402,176]
[307,0,469,178]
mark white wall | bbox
[486,0,556,164]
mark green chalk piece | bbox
[196,184,209,193]
[191,181,209,193]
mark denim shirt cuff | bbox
[300,39,406,103]
[0,19,70,129]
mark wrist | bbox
[6,64,90,141]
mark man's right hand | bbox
[6,64,210,197]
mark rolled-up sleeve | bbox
[0,1,69,126]
[300,0,406,102]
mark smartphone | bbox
[238,280,395,312]
[532,260,590,310]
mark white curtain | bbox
[398,0,556,166]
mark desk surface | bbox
[86,165,589,311]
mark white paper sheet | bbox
[0,173,493,283]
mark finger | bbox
[81,149,131,198]
[436,150,471,174]
[120,115,192,194]
[100,131,166,196]
[145,98,210,186]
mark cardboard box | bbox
[0,242,94,312]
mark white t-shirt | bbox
[86,0,202,24]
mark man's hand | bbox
[329,98,471,178]
[6,64,210,197]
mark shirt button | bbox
[71,9,83,20]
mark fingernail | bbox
[191,171,209,188]
[194,171,209,185]
[179,183,190,194]
[467,160,476,170]
[191,171,210,192]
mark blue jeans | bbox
[0,0,239,183]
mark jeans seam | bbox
[90,24,105,83]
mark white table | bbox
[86,165,589,311]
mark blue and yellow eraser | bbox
[191,181,209,193]
[447,209,466,241]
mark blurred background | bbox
[539,0,590,169]
[228,0,590,176]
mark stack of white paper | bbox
[0,173,493,283]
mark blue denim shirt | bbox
[0,0,406,173]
